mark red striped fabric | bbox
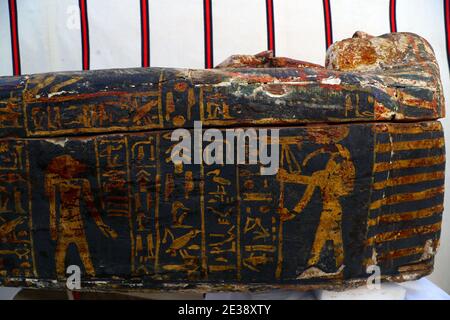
[266,0,275,55]
[323,0,333,50]
[8,0,20,76]
[390,0,397,33]
[203,0,213,68]
[140,0,150,67]
[3,1,449,75]
[79,0,90,70]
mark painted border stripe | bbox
[79,0,90,70]
[370,186,444,210]
[390,0,397,33]
[374,155,445,172]
[374,122,442,134]
[401,93,438,110]
[140,0,150,67]
[365,241,437,265]
[367,222,441,243]
[368,204,443,227]
[372,171,444,190]
[377,244,431,262]
[375,138,445,153]
[265,0,275,55]
[322,0,333,49]
[370,246,422,264]
[203,0,213,69]
[8,0,20,76]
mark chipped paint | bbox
[45,138,69,147]
[47,90,76,98]
[321,76,342,85]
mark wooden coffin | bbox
[0,32,445,291]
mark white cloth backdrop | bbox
[0,0,449,293]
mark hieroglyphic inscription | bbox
[204,164,238,279]
[129,134,160,275]
[0,122,444,287]
[0,140,35,278]
[238,165,278,280]
[27,91,163,136]
[157,132,203,280]
[95,137,131,218]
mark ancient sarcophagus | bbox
[0,32,445,291]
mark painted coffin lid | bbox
[0,31,445,139]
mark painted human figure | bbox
[44,155,117,278]
[276,144,355,270]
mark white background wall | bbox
[0,0,449,292]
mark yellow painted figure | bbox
[277,144,355,270]
[44,155,117,278]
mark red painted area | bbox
[266,0,275,54]
[390,0,397,33]
[8,0,21,76]
[204,0,213,69]
[323,0,333,49]
[79,0,90,70]
[140,0,150,67]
